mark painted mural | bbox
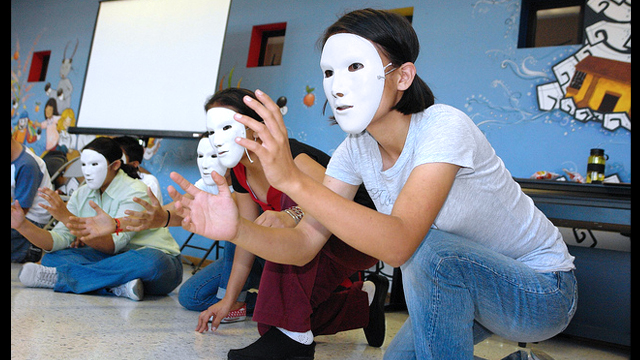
[12,0,631,191]
[466,0,630,183]
[11,37,88,161]
[536,0,631,132]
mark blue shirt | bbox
[11,146,53,224]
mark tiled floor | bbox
[11,263,630,360]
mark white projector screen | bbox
[73,0,231,138]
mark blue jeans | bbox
[41,247,183,296]
[385,230,577,360]
[11,221,46,263]
[178,242,263,311]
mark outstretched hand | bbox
[233,90,301,193]
[11,200,26,230]
[38,187,73,225]
[123,186,167,231]
[67,200,114,241]
[168,171,239,241]
[195,300,234,334]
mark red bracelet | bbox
[114,218,122,235]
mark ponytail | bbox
[118,163,140,180]
[393,74,435,115]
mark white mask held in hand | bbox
[197,137,226,186]
[206,107,246,168]
[81,149,110,190]
[320,33,394,134]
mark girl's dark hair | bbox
[82,137,140,179]
[113,136,144,164]
[204,88,264,123]
[319,8,435,115]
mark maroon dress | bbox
[231,139,378,335]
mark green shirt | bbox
[50,170,181,256]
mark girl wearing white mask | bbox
[11,137,183,301]
[68,132,260,323]
[190,88,387,354]
[169,9,578,360]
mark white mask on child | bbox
[197,137,226,186]
[320,33,392,134]
[81,149,110,190]
[206,107,246,168]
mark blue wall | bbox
[11,0,631,257]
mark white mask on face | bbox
[206,107,246,168]
[81,149,110,190]
[197,137,226,186]
[320,33,392,134]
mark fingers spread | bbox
[170,172,197,195]
[146,186,160,206]
[255,89,287,135]
[132,196,153,210]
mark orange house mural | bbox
[565,56,630,117]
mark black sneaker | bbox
[228,327,315,360]
[363,273,389,347]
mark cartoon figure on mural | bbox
[45,39,77,112]
[12,111,40,145]
[34,98,61,152]
[536,0,630,132]
[56,108,79,159]
[143,138,162,162]
[11,37,39,139]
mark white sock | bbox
[362,280,376,305]
[277,327,314,345]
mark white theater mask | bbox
[197,137,226,186]
[206,107,246,168]
[320,33,394,134]
[80,149,110,190]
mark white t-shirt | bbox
[11,147,53,225]
[139,172,163,204]
[326,104,574,273]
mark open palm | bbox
[168,171,240,241]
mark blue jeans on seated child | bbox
[384,229,577,360]
[41,246,183,296]
[178,242,263,312]
[11,222,46,263]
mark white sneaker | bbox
[109,279,144,301]
[19,263,58,288]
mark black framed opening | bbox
[258,28,286,66]
[27,50,51,82]
[518,0,585,48]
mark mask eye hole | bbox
[223,125,232,131]
[324,70,333,78]
[348,63,364,72]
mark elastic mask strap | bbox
[245,130,256,164]
[377,63,397,80]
